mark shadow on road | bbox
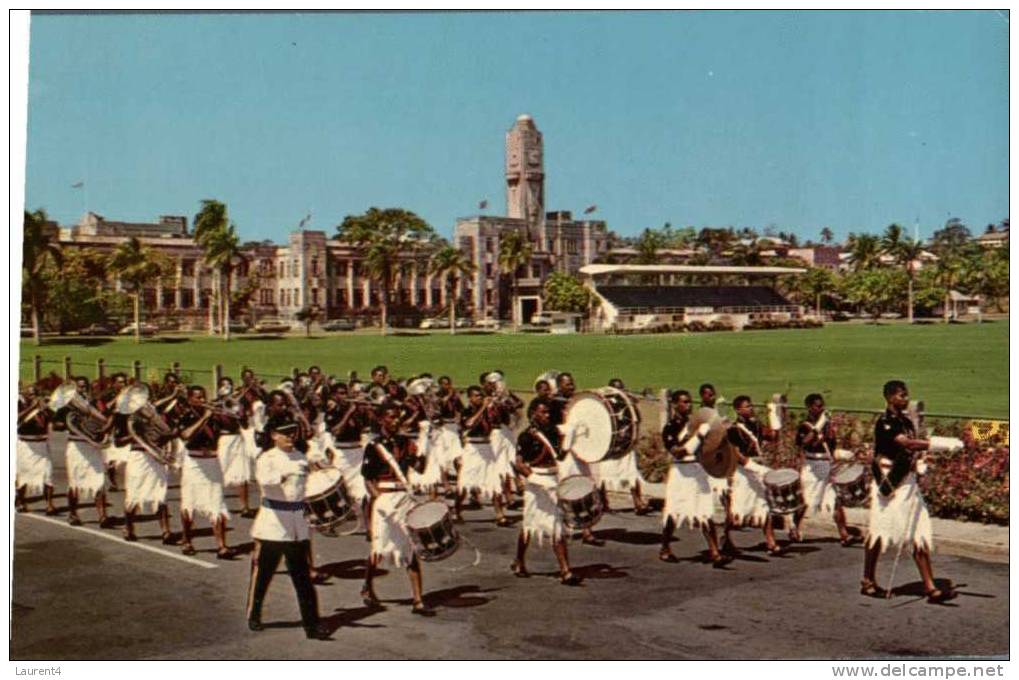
[322,605,386,631]
[592,527,661,546]
[424,584,500,608]
[572,562,629,580]
[319,558,389,580]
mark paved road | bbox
[12,436,1009,661]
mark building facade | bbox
[454,114,609,323]
[47,114,608,328]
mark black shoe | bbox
[45,507,58,516]
[304,624,331,640]
[361,589,381,608]
[248,619,264,632]
[721,541,742,557]
[559,572,582,586]
[68,515,83,527]
[99,516,115,529]
[162,532,176,545]
[711,554,734,569]
[240,509,257,519]
[411,603,436,617]
[217,548,237,560]
[658,550,679,563]
[124,532,139,543]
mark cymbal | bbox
[689,407,738,479]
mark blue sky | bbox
[23,10,1008,243]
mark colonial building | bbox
[48,114,609,329]
[454,114,609,324]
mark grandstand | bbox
[578,264,807,332]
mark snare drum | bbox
[405,500,460,562]
[563,387,639,464]
[830,463,870,508]
[763,468,805,514]
[557,475,604,529]
[304,467,354,532]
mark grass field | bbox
[18,321,1009,418]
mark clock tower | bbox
[505,114,545,228]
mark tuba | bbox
[49,383,110,447]
[121,385,177,465]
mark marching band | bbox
[15,366,963,640]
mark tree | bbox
[294,306,320,338]
[846,232,881,272]
[636,228,665,265]
[839,268,905,322]
[193,200,234,336]
[429,245,476,335]
[201,220,244,341]
[929,218,973,323]
[336,207,436,336]
[22,209,62,345]
[820,227,834,244]
[795,267,839,318]
[880,224,925,323]
[542,272,593,313]
[107,237,172,343]
[497,230,534,329]
[695,227,736,262]
[961,247,1009,312]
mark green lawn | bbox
[19,321,1009,418]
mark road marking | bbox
[18,513,219,569]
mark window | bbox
[278,261,285,278]
[485,290,494,306]
[485,263,493,278]
[200,289,212,309]
[181,289,194,308]
[336,260,347,276]
[259,289,273,305]
[485,238,494,254]
[336,289,347,307]
[547,239,554,252]
[354,290,364,308]
[431,288,440,302]
[292,260,299,277]
[181,259,195,276]
[311,258,319,276]
[311,288,319,305]
[294,288,300,306]
[161,290,175,308]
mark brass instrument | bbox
[48,383,110,447]
[121,385,177,465]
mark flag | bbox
[297,212,312,229]
[71,181,84,189]
[583,204,597,214]
[478,199,488,210]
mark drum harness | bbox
[374,442,481,572]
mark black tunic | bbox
[873,409,916,496]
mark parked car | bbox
[81,323,118,336]
[419,317,451,330]
[322,318,355,332]
[455,317,471,328]
[228,321,249,334]
[474,318,501,330]
[118,322,158,336]
[253,318,292,333]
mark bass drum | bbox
[563,387,639,464]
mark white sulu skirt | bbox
[16,439,53,495]
[801,458,837,516]
[65,439,106,499]
[591,450,643,492]
[458,441,505,500]
[370,491,416,568]
[333,443,368,503]
[866,474,933,554]
[124,449,169,513]
[522,469,565,546]
[180,454,230,522]
[240,425,260,462]
[409,425,443,490]
[556,451,592,481]
[730,459,771,527]
[663,461,716,529]
[490,426,518,481]
[435,423,463,470]
[104,441,131,466]
[218,433,252,486]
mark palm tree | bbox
[820,227,834,244]
[22,209,62,346]
[846,233,881,272]
[880,224,925,324]
[337,207,436,336]
[192,199,229,338]
[497,230,534,329]
[429,245,476,335]
[108,237,171,343]
[797,267,838,318]
[202,224,243,341]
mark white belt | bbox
[376,481,406,491]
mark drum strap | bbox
[373,442,411,488]
[530,429,560,465]
[262,498,304,511]
[735,422,762,455]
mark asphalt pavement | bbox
[11,433,1010,661]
